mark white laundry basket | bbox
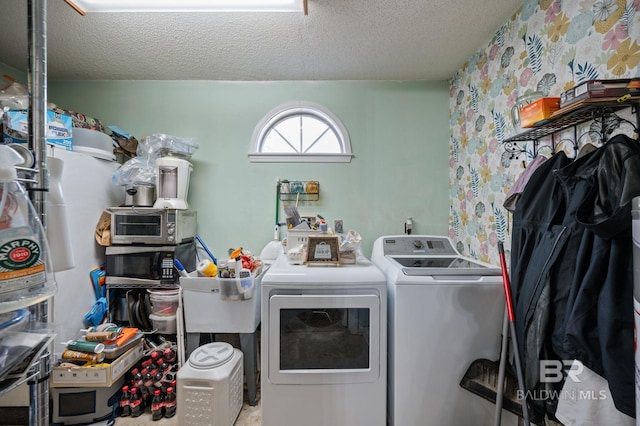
[177,342,244,426]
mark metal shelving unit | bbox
[0,335,56,398]
[504,97,640,159]
[0,2,57,424]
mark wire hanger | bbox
[552,138,577,155]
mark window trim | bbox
[249,101,352,163]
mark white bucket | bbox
[148,313,177,334]
[148,289,180,316]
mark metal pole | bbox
[27,1,51,425]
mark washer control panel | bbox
[382,236,457,256]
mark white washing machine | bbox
[261,253,387,426]
[371,235,517,426]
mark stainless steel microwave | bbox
[109,207,197,245]
[105,242,197,286]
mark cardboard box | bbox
[3,109,73,150]
[520,97,560,128]
[50,340,143,388]
[560,79,631,108]
[51,106,106,132]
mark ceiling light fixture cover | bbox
[70,0,303,13]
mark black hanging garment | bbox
[510,134,640,418]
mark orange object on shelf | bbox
[520,97,561,128]
[104,327,138,347]
[230,247,243,259]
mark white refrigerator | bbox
[46,145,123,353]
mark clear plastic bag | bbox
[137,133,199,160]
[0,78,28,111]
[111,156,156,186]
[112,133,199,186]
[340,230,362,253]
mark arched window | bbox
[249,102,352,162]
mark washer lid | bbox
[188,342,234,369]
[389,256,501,276]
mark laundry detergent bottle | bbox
[0,145,56,312]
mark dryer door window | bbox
[268,293,380,385]
[279,307,370,370]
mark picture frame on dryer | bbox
[306,236,340,266]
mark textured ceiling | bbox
[0,0,522,81]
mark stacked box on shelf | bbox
[560,79,632,108]
[51,340,144,388]
[3,109,73,149]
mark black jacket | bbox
[510,134,640,418]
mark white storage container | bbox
[286,228,323,252]
[218,271,254,301]
[177,342,244,426]
[148,289,180,316]
[180,272,263,333]
[148,313,176,334]
[0,145,57,312]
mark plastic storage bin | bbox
[180,273,263,333]
[177,342,244,426]
[0,145,57,313]
[219,271,254,301]
[148,313,176,334]
[148,289,179,316]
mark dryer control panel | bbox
[381,236,457,256]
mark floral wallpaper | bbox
[449,0,640,265]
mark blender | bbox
[153,156,193,210]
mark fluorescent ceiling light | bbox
[67,0,304,13]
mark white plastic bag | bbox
[340,230,362,253]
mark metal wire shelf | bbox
[503,97,639,158]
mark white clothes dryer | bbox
[371,235,517,426]
[261,253,387,426]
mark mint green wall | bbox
[0,63,26,82]
[47,80,449,258]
